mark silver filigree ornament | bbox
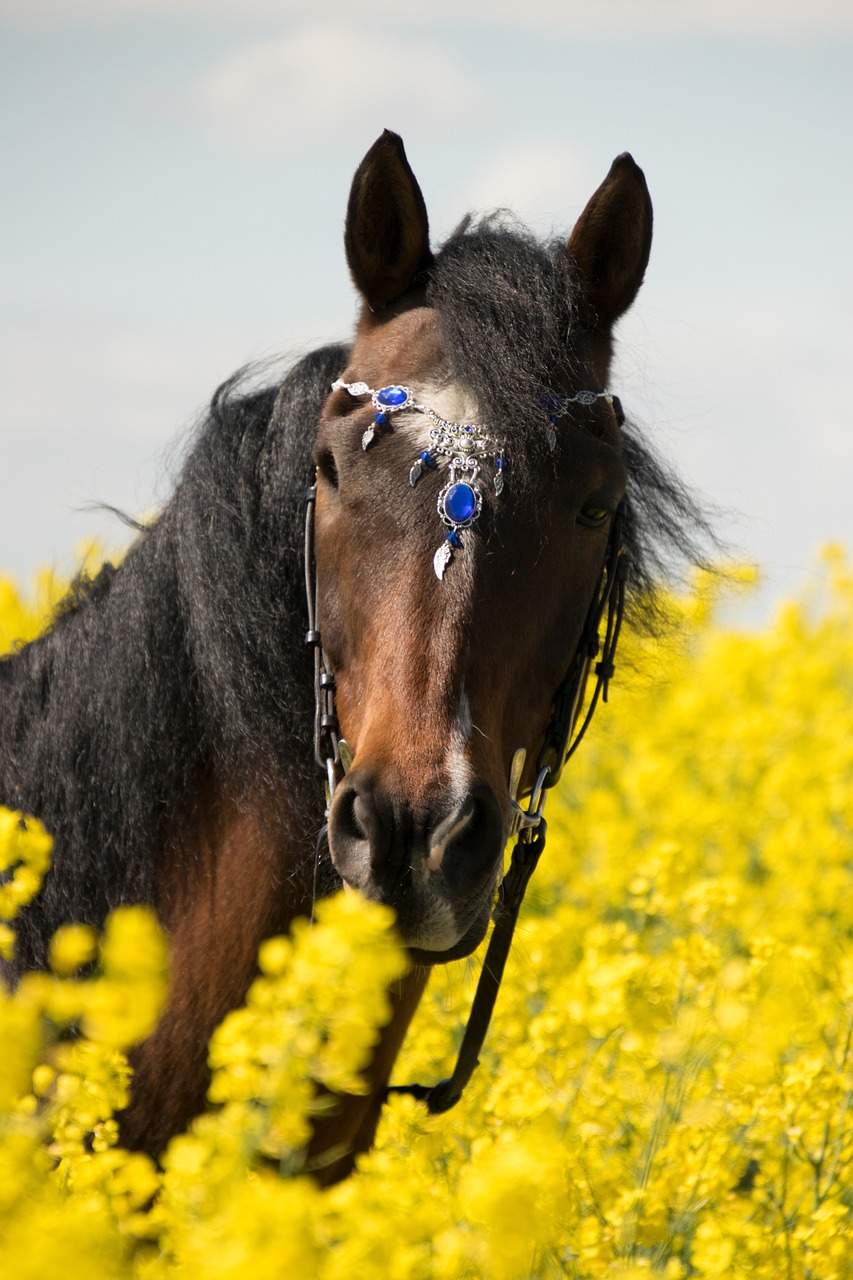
[331,378,506,580]
[542,390,618,451]
[330,378,619,580]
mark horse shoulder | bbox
[120,785,311,1154]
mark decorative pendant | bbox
[433,541,453,580]
[362,410,390,450]
[331,376,619,582]
[374,385,410,409]
[416,421,493,577]
[409,449,438,487]
[338,382,413,451]
[438,479,480,526]
[433,477,480,577]
[332,377,505,581]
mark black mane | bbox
[1,344,347,973]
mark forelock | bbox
[426,215,583,483]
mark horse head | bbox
[311,131,652,963]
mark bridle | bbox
[303,409,629,1116]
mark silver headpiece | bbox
[331,379,616,580]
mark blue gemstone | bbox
[376,385,408,407]
[446,529,461,547]
[420,450,437,468]
[374,412,388,426]
[496,456,504,471]
[444,482,477,524]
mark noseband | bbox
[304,388,629,1115]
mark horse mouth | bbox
[334,869,496,964]
[406,911,492,965]
[387,877,496,965]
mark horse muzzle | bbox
[327,771,506,962]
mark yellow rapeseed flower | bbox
[1,547,853,1276]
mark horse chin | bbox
[403,902,492,967]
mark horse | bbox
[1,131,706,1184]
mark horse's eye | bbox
[317,450,339,489]
[578,505,611,529]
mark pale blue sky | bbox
[2,1,851,616]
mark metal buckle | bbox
[507,748,551,840]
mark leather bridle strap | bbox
[537,502,628,786]
[304,483,343,807]
[386,820,548,1113]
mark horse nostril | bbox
[351,794,371,841]
[437,786,504,896]
[328,784,372,888]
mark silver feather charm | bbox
[433,541,453,580]
[409,459,423,487]
[361,425,376,450]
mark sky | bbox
[1,0,851,620]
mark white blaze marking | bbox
[400,381,482,450]
[428,687,474,872]
[456,686,473,739]
[443,733,471,809]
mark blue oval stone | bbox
[444,482,477,524]
[376,385,409,407]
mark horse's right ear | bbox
[345,130,433,312]
[567,153,653,331]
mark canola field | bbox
[1,547,852,1278]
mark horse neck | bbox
[0,351,343,978]
[4,506,326,959]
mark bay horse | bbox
[1,132,704,1183]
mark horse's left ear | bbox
[567,153,653,330]
[345,130,433,312]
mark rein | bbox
[304,482,628,1116]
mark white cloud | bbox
[4,0,853,37]
[448,139,602,235]
[0,314,288,578]
[183,24,491,151]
